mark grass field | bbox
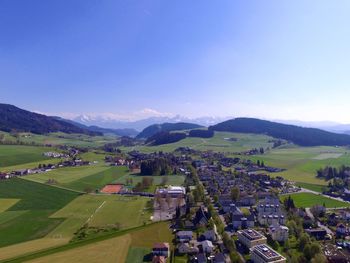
[16,132,117,148]
[48,195,152,239]
[281,193,350,208]
[121,132,274,153]
[25,165,129,192]
[295,182,327,193]
[27,235,132,263]
[22,222,172,263]
[0,178,78,247]
[248,146,350,185]
[0,199,19,213]
[0,145,53,170]
[125,247,151,263]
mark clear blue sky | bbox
[1,0,350,122]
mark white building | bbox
[237,229,267,249]
[251,244,286,263]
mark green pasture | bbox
[25,165,129,192]
[0,178,78,247]
[281,192,350,208]
[0,145,53,169]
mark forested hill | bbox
[209,118,350,146]
[136,122,203,139]
[0,104,101,135]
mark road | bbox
[305,207,333,235]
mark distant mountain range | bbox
[0,104,101,136]
[72,114,230,131]
[137,122,203,139]
[209,118,350,146]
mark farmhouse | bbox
[237,229,267,249]
[251,244,286,263]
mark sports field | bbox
[281,193,350,208]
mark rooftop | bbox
[252,244,285,260]
[239,229,265,241]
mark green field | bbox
[25,165,129,192]
[15,132,117,148]
[48,195,152,239]
[0,145,53,170]
[295,182,327,193]
[281,193,350,208]
[248,145,350,185]
[125,247,151,263]
[121,131,274,153]
[0,178,78,247]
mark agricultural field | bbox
[15,132,117,148]
[0,178,78,248]
[121,131,274,153]
[25,165,129,192]
[281,193,350,208]
[0,145,53,170]
[17,222,172,263]
[248,145,350,186]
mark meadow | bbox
[0,178,78,248]
[121,131,274,153]
[247,145,350,186]
[0,145,53,170]
[10,222,172,263]
[25,165,129,192]
[281,192,350,208]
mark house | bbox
[305,228,327,240]
[177,242,199,254]
[176,231,193,242]
[232,214,255,229]
[214,253,226,263]
[251,244,286,263]
[269,224,289,242]
[193,206,210,226]
[152,255,166,263]
[200,230,217,242]
[152,243,170,258]
[237,229,267,249]
[14,169,27,176]
[336,223,347,236]
[200,240,214,253]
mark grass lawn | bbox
[0,145,53,170]
[0,178,78,247]
[280,193,350,208]
[295,182,327,193]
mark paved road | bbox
[305,207,333,235]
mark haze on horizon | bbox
[1,0,350,123]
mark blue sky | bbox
[1,0,350,122]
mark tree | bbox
[231,187,240,201]
[311,253,327,263]
[303,244,312,260]
[298,233,310,251]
